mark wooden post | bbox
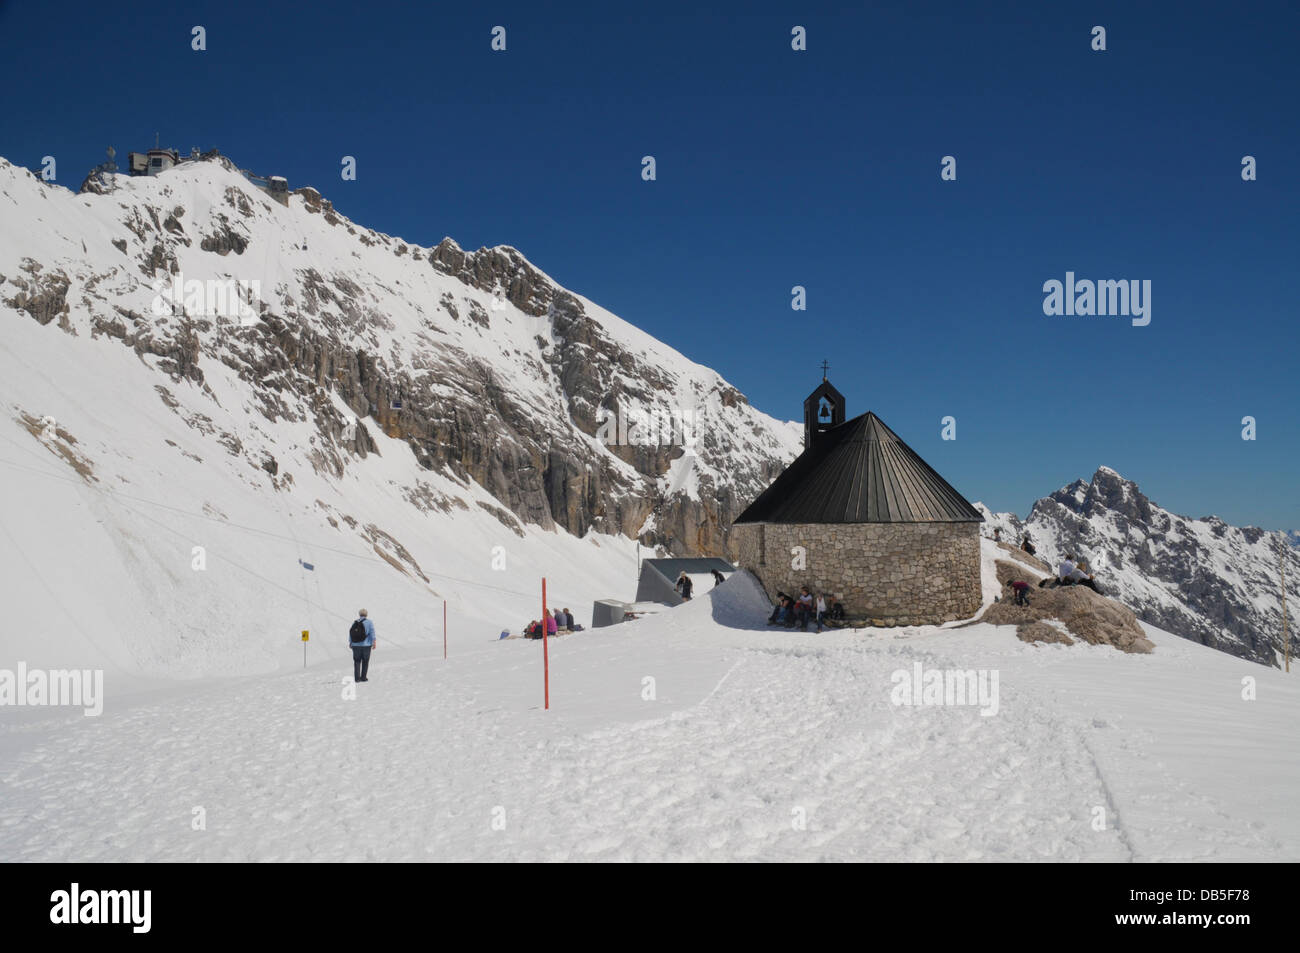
[542,577,550,710]
[1281,540,1290,673]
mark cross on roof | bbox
[820,359,830,380]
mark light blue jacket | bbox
[349,617,375,647]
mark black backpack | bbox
[349,619,367,644]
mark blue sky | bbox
[2,0,1297,528]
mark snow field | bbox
[3,571,1295,862]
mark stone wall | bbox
[733,521,982,626]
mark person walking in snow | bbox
[348,609,376,682]
[711,568,725,586]
[676,571,693,600]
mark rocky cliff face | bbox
[977,467,1299,667]
[0,154,801,558]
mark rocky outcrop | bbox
[199,216,249,255]
[3,259,71,328]
[982,559,1154,654]
[429,239,553,318]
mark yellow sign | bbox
[301,630,309,641]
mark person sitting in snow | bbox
[828,597,846,625]
[1005,578,1031,606]
[562,608,577,630]
[794,587,814,631]
[767,594,792,625]
[553,608,566,631]
[814,592,828,632]
[1021,535,1036,557]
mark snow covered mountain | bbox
[3,150,1291,682]
[0,151,800,677]
[976,467,1298,667]
[2,152,800,555]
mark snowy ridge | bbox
[975,467,1299,667]
[0,154,801,554]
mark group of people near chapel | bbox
[766,586,845,633]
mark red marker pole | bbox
[542,577,549,710]
[443,600,447,659]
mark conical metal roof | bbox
[734,411,983,524]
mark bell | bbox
[820,404,831,420]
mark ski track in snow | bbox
[0,645,1112,861]
[3,572,1292,862]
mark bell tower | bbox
[803,363,845,449]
